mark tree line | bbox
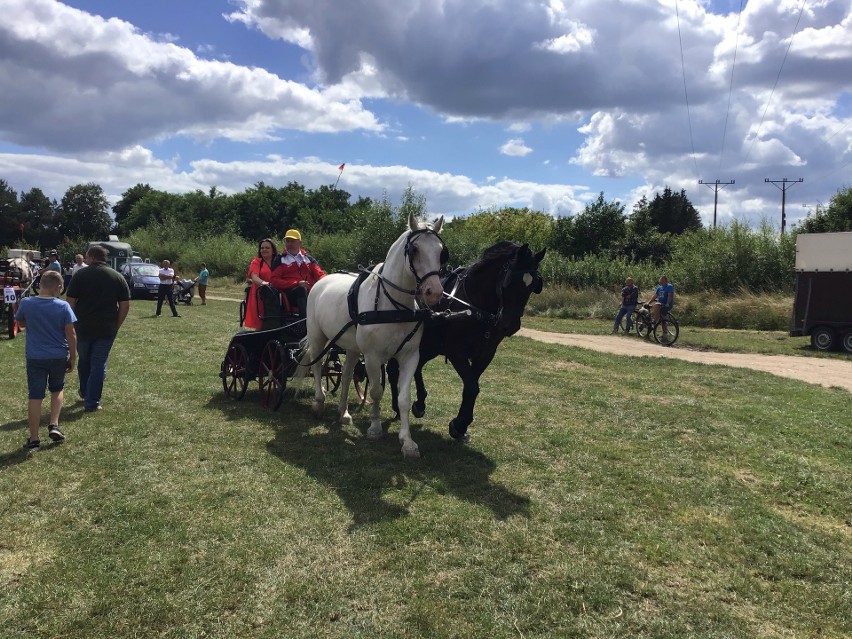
[2,176,851,293]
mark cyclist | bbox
[612,276,639,333]
[646,275,674,323]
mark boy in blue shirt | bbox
[15,270,77,452]
[646,275,674,323]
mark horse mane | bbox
[466,241,521,277]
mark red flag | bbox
[338,163,345,171]
[19,223,24,231]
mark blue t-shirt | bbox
[15,296,77,360]
[656,282,674,307]
[46,260,62,273]
[198,268,209,285]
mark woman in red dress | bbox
[244,238,278,330]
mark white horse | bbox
[297,212,445,458]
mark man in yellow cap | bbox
[270,229,326,318]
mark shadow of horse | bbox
[206,393,530,530]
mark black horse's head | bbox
[467,241,546,336]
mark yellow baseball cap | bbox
[284,229,301,241]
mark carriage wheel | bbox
[321,351,344,394]
[221,343,250,401]
[258,340,288,411]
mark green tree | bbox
[20,188,59,250]
[550,192,626,257]
[645,187,702,235]
[57,183,112,240]
[113,183,154,234]
[0,179,22,248]
[796,186,852,233]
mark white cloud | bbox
[500,138,533,157]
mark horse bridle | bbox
[444,259,542,330]
[370,228,448,307]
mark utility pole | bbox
[765,178,803,234]
[699,179,735,228]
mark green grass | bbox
[1,298,850,638]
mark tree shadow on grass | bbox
[207,389,531,531]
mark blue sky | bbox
[1,0,851,228]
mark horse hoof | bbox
[401,443,420,458]
[340,412,352,426]
[366,423,383,440]
[412,402,426,419]
[312,401,324,415]
[449,421,470,443]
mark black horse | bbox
[388,241,546,442]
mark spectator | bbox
[155,259,180,317]
[270,229,326,320]
[71,254,87,275]
[66,245,131,412]
[15,270,77,451]
[195,263,209,305]
[45,251,62,273]
[244,239,278,330]
[612,277,640,334]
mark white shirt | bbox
[72,263,87,274]
[281,253,305,266]
[159,267,175,282]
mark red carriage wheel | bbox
[221,343,250,401]
[258,340,288,411]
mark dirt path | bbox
[517,328,852,394]
[206,295,852,394]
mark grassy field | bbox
[1,297,850,638]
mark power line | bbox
[718,0,745,173]
[699,179,735,228]
[765,178,803,234]
[674,0,700,181]
[743,0,808,166]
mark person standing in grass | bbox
[14,270,77,452]
[155,259,180,317]
[66,245,131,413]
[612,276,639,334]
[195,263,209,305]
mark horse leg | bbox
[411,363,428,419]
[394,354,420,458]
[308,338,328,415]
[365,357,386,440]
[336,350,357,426]
[387,358,400,419]
[446,355,491,443]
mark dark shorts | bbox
[26,358,68,400]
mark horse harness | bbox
[303,228,450,366]
[440,259,543,339]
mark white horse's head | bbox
[405,211,445,306]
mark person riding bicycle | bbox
[646,275,674,323]
[612,276,639,333]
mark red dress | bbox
[244,257,274,330]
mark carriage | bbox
[1,257,35,339]
[219,283,371,410]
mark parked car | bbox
[119,262,161,299]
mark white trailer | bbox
[789,232,852,352]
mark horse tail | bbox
[291,336,312,383]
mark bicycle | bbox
[629,304,679,346]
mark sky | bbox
[0,0,850,229]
